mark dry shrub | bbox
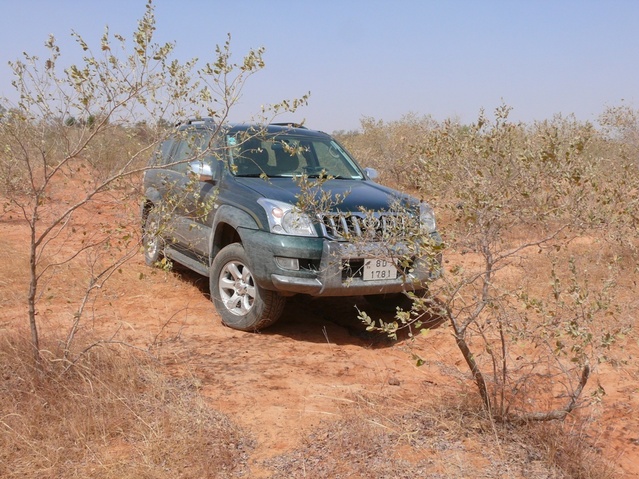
[0,333,252,479]
[339,105,636,476]
[338,104,639,239]
[335,113,440,190]
[80,123,163,183]
[522,420,618,479]
[0,118,155,198]
[266,393,615,479]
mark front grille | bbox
[318,212,414,240]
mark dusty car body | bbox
[142,120,442,331]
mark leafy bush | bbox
[341,103,638,423]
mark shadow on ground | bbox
[171,264,446,348]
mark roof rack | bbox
[176,117,217,127]
[269,122,308,129]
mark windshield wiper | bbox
[306,174,356,179]
[331,175,357,179]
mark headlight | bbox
[257,198,318,237]
[419,202,437,234]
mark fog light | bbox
[275,257,300,271]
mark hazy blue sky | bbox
[1,0,637,132]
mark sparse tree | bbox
[0,0,308,362]
[354,104,636,423]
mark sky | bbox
[1,0,638,133]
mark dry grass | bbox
[0,331,619,479]
[0,333,252,479]
[523,420,618,479]
[264,393,616,479]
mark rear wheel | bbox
[142,208,164,266]
[210,243,285,331]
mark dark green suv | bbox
[142,120,442,331]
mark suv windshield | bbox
[226,133,364,179]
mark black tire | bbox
[142,208,165,266]
[209,243,286,331]
[363,291,419,312]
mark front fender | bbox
[210,204,263,258]
[143,186,163,205]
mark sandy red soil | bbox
[1,198,637,478]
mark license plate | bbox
[363,258,398,281]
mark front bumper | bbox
[241,228,442,297]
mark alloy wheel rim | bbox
[219,260,256,316]
[144,219,159,259]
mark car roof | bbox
[178,118,329,139]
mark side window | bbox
[206,138,225,181]
[168,131,212,173]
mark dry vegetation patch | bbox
[0,335,252,479]
[264,393,617,479]
[2,3,635,476]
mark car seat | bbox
[235,141,270,176]
[273,147,300,175]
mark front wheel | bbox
[209,243,285,331]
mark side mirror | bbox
[364,167,379,180]
[188,160,214,182]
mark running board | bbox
[165,247,209,276]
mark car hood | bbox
[234,177,413,212]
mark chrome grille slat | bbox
[339,215,349,235]
[352,215,362,236]
[318,212,412,240]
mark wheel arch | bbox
[141,187,162,222]
[210,205,261,259]
[212,222,241,258]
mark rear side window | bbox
[168,139,191,173]
[148,138,175,167]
